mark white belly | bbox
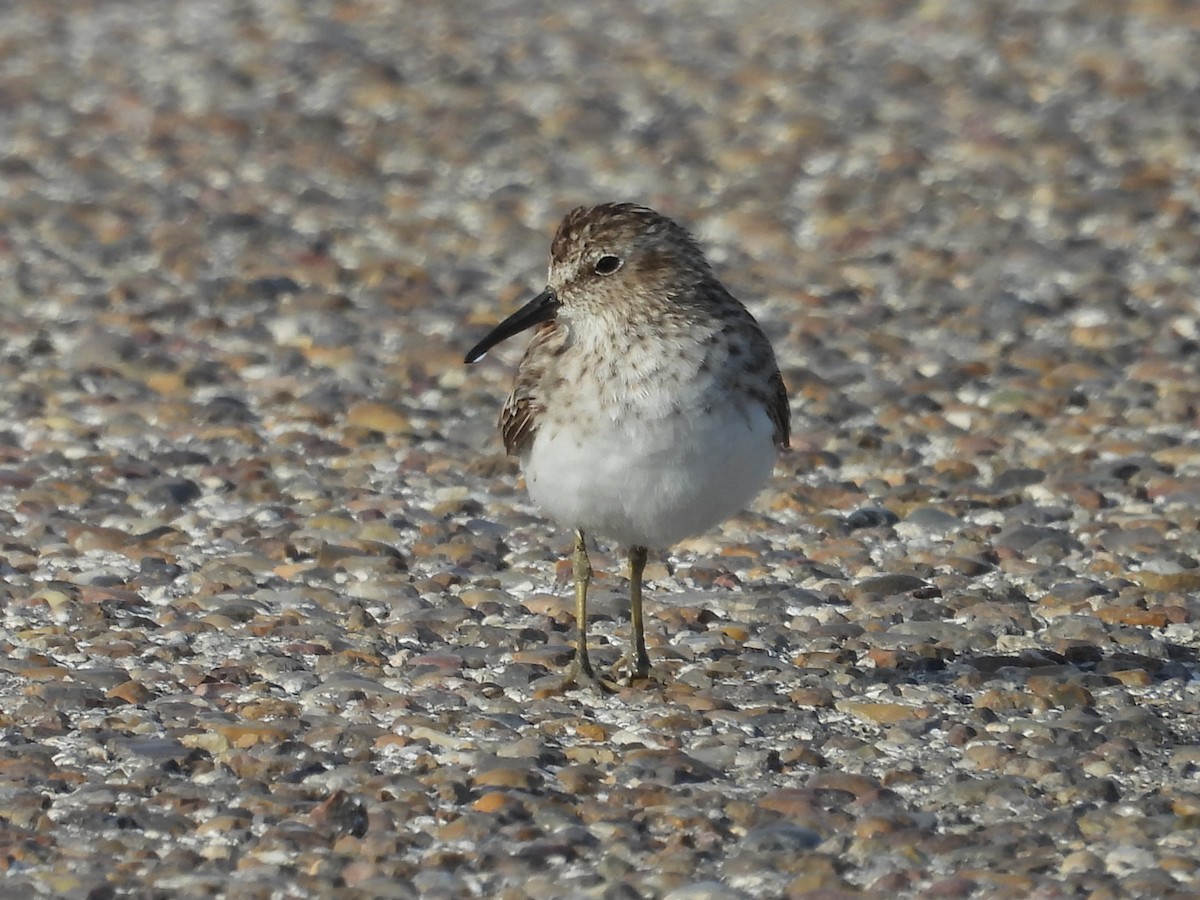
[522,402,777,549]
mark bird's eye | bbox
[594,254,623,275]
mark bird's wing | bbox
[498,322,559,456]
[767,367,790,449]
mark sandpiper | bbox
[465,203,789,691]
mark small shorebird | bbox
[465,203,789,691]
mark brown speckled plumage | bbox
[500,322,559,455]
[465,202,790,691]
[499,203,789,457]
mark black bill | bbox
[463,288,560,364]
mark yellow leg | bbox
[544,530,614,693]
[571,529,598,681]
[628,545,651,681]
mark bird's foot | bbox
[614,651,654,686]
[535,656,619,696]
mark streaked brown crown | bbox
[546,203,717,316]
[551,203,709,272]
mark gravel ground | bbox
[2,0,1200,897]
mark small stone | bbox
[144,476,202,506]
[106,680,155,705]
[852,574,931,597]
[835,700,929,725]
[346,400,411,434]
[472,791,521,814]
[663,883,749,900]
[740,823,823,852]
[844,507,899,530]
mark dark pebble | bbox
[995,525,1081,554]
[855,574,930,597]
[844,507,899,530]
[200,395,257,424]
[144,476,202,506]
[739,823,824,853]
[990,467,1046,492]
